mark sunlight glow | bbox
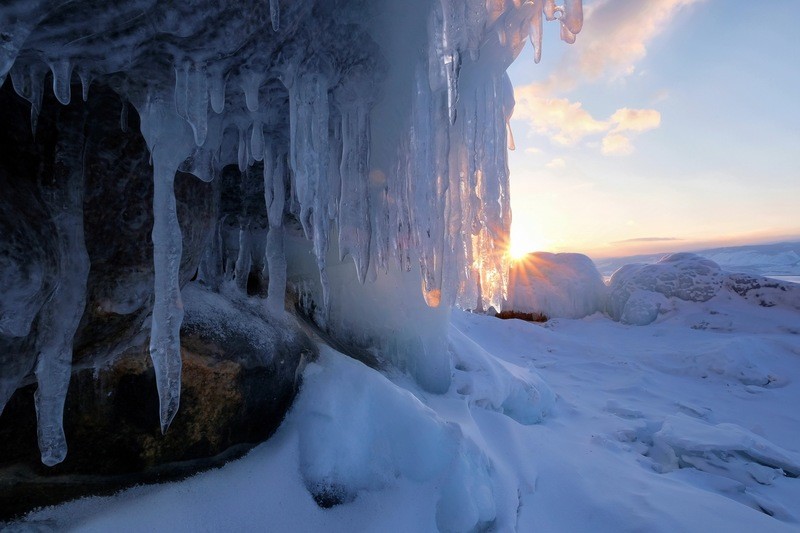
[509,235,543,260]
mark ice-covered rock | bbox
[504,252,607,319]
[608,253,724,325]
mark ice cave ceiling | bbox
[0,0,582,465]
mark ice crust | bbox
[0,0,582,463]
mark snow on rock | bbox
[608,253,724,325]
[504,252,607,319]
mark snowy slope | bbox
[8,289,800,532]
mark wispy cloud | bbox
[545,157,566,169]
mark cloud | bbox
[545,157,566,169]
[514,86,661,154]
[610,108,661,133]
[601,133,633,156]
[612,237,682,244]
[543,0,706,92]
[514,88,608,145]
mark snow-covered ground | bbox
[8,286,800,532]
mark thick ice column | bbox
[33,111,90,466]
[137,96,195,434]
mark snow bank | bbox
[294,347,497,532]
[504,252,607,319]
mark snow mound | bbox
[449,322,554,425]
[505,252,607,319]
[608,253,724,325]
[294,347,496,532]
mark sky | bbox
[506,0,800,259]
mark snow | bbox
[9,283,800,531]
[505,252,607,319]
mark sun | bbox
[507,226,553,260]
[508,238,540,261]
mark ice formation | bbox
[0,0,582,463]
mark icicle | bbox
[265,226,286,314]
[174,62,189,119]
[270,0,281,32]
[120,101,129,132]
[136,96,196,434]
[529,0,544,64]
[209,68,226,114]
[234,225,252,293]
[241,70,262,112]
[560,22,576,44]
[34,114,90,466]
[338,101,371,283]
[265,151,287,315]
[186,64,209,146]
[178,147,216,183]
[251,119,264,162]
[563,0,583,35]
[543,0,557,21]
[78,68,92,102]
[237,126,247,172]
[11,62,46,135]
